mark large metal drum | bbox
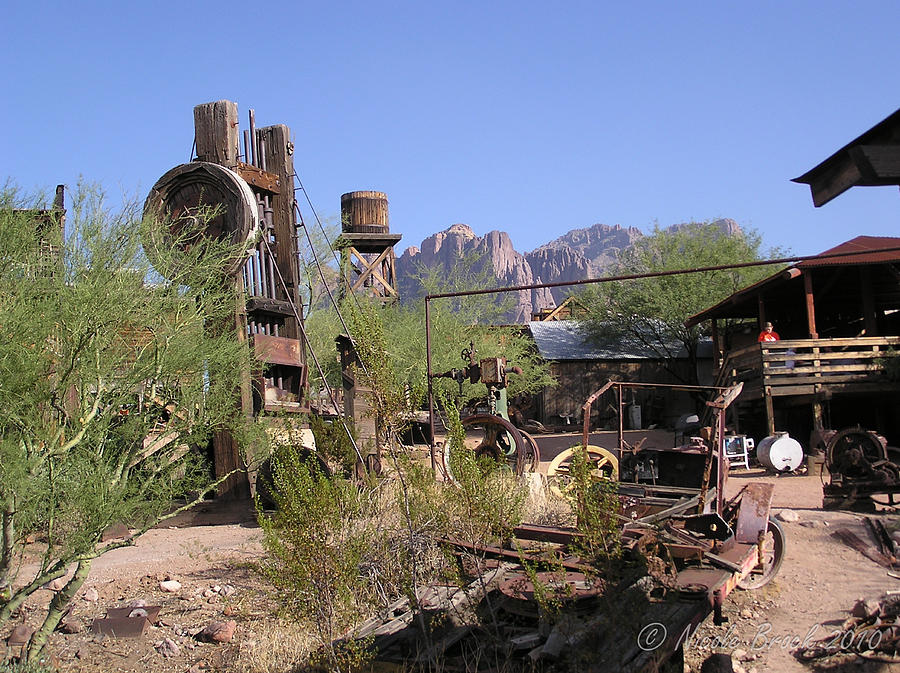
[757,432,803,472]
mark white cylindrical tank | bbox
[757,432,804,472]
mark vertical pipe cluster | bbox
[238,110,288,397]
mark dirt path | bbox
[689,468,900,672]
[9,457,900,672]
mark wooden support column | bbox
[860,266,878,336]
[710,319,721,368]
[757,296,766,328]
[258,124,303,339]
[194,100,252,499]
[803,271,818,339]
[194,101,240,169]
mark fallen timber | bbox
[339,382,783,671]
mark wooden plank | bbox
[809,159,864,207]
[252,334,303,366]
[849,145,900,182]
[234,161,281,194]
[193,101,240,169]
[246,296,295,318]
[832,528,897,568]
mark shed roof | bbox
[685,236,900,327]
[528,321,708,361]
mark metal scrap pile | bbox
[795,594,900,665]
[339,519,747,672]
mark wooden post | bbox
[803,272,818,339]
[710,319,721,369]
[194,101,252,499]
[258,124,303,338]
[860,267,878,336]
[193,101,240,169]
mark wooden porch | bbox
[716,337,900,435]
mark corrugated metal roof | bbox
[528,321,704,361]
[798,235,900,267]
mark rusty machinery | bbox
[432,343,540,479]
[141,101,367,496]
[820,426,900,508]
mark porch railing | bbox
[717,337,900,398]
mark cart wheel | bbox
[737,516,785,590]
[546,445,619,500]
[443,414,528,481]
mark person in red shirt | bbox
[758,321,780,342]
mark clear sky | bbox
[4,1,898,259]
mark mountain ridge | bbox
[395,219,739,322]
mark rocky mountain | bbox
[525,224,643,305]
[395,219,739,323]
[396,224,554,323]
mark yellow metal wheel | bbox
[546,445,619,500]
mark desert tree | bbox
[0,183,258,661]
[580,221,783,386]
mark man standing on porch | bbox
[758,322,780,342]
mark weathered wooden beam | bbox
[803,272,818,338]
[193,100,252,499]
[234,161,281,194]
[193,101,240,169]
[259,124,302,341]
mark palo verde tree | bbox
[0,183,258,662]
[580,221,783,386]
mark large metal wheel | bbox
[737,516,785,590]
[444,414,528,480]
[546,445,619,500]
[826,427,888,477]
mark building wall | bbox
[536,359,696,429]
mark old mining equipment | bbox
[143,101,312,498]
[822,426,900,508]
[432,343,540,478]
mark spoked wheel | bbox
[520,430,542,474]
[737,516,785,590]
[546,445,619,500]
[444,414,528,480]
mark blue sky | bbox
[4,1,898,258]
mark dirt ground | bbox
[7,434,900,673]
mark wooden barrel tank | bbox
[341,191,389,234]
[143,162,260,279]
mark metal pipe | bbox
[243,130,252,166]
[423,245,900,304]
[249,109,258,166]
[426,298,435,473]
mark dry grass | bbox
[230,617,315,673]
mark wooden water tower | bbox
[339,191,402,300]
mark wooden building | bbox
[526,321,711,429]
[687,237,900,446]
[687,107,900,449]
